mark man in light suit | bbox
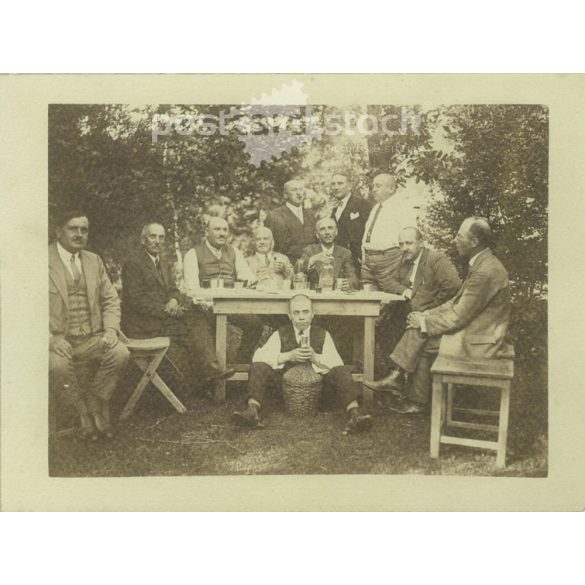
[246,226,293,287]
[49,210,129,440]
[264,179,317,265]
[329,172,372,269]
[364,217,512,414]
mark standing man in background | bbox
[265,179,317,265]
[329,172,372,269]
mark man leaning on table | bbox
[231,294,372,434]
[183,216,265,361]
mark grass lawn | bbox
[49,362,548,478]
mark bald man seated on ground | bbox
[231,294,372,434]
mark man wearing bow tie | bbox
[49,210,129,440]
[329,172,372,269]
[364,219,511,414]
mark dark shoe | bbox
[93,412,114,439]
[389,400,427,415]
[204,367,236,383]
[362,368,405,395]
[79,414,99,441]
[342,409,373,435]
[231,404,262,428]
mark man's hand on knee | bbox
[49,336,73,359]
[100,329,119,350]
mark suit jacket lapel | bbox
[142,248,166,288]
[411,248,427,294]
[80,250,97,307]
[332,246,343,280]
[283,204,304,227]
[49,243,70,309]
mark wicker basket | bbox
[282,363,323,416]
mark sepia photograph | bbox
[47,90,548,479]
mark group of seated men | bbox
[49,172,512,440]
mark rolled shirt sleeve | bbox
[183,248,200,294]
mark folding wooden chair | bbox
[119,332,188,420]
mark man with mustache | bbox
[183,216,264,361]
[49,210,129,440]
[364,218,512,414]
[122,222,234,391]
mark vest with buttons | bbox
[65,267,92,336]
[193,243,237,287]
[278,325,326,354]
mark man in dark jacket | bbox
[365,219,512,414]
[264,179,317,265]
[365,227,461,412]
[122,223,233,388]
[329,172,372,269]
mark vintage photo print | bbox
[1,74,583,510]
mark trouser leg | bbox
[406,336,441,405]
[49,351,82,407]
[247,362,281,407]
[389,328,430,374]
[71,334,130,403]
[230,315,265,360]
[323,365,365,412]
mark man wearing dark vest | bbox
[49,210,129,440]
[122,222,234,388]
[230,294,372,434]
[264,179,317,265]
[183,216,264,361]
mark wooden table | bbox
[191,288,404,403]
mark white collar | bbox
[145,250,159,264]
[286,202,303,217]
[206,240,224,257]
[293,325,311,337]
[57,241,80,264]
[469,248,489,268]
[335,193,351,211]
[321,243,335,254]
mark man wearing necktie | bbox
[231,294,371,434]
[49,210,129,440]
[264,179,318,265]
[361,174,420,292]
[122,223,234,392]
[364,218,512,414]
[246,226,293,287]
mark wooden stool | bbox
[430,354,514,468]
[119,335,187,420]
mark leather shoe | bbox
[79,414,99,441]
[342,409,372,435]
[204,367,236,383]
[362,368,405,395]
[389,400,427,415]
[231,404,262,428]
[93,412,115,439]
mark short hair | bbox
[288,294,312,312]
[206,216,229,230]
[141,222,165,239]
[330,171,350,181]
[316,216,337,229]
[284,178,304,190]
[466,217,493,247]
[55,209,88,228]
[399,226,424,241]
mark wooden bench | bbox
[430,353,514,468]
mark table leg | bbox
[215,314,228,403]
[362,316,376,404]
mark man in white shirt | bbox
[361,174,420,291]
[231,294,372,434]
[183,216,264,361]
